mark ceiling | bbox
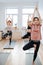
[0,0,38,3]
[0,0,42,8]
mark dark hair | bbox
[7,20,11,23]
[8,20,11,23]
[33,17,39,21]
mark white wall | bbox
[0,1,43,43]
[0,7,5,30]
[38,0,43,43]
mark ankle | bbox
[32,61,35,65]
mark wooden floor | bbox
[38,43,43,65]
[0,39,43,65]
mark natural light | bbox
[5,9,18,27]
[22,15,29,28]
[5,8,34,28]
[6,9,18,14]
[22,8,34,28]
[13,15,18,27]
[22,8,34,14]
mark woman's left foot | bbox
[32,62,36,65]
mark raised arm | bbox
[31,5,42,23]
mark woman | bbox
[23,17,41,65]
[2,20,12,45]
[21,21,31,41]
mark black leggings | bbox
[7,31,12,45]
[2,31,12,45]
[22,33,31,41]
[23,40,40,62]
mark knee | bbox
[23,46,26,51]
[34,44,36,48]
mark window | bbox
[22,15,28,28]
[6,9,18,14]
[22,8,34,28]
[5,9,18,27]
[13,15,18,27]
[5,8,34,28]
[22,9,34,14]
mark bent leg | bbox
[9,31,12,45]
[22,33,29,39]
[23,40,34,51]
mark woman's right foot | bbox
[32,62,36,65]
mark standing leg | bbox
[33,41,40,63]
[23,40,34,51]
[9,31,12,45]
[9,37,12,45]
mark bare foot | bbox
[32,62,36,65]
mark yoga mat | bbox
[0,53,10,65]
[26,53,42,65]
[3,41,16,49]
